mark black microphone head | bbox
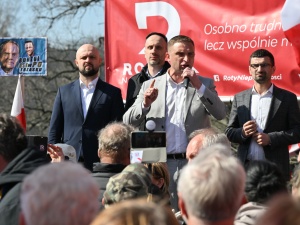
[184,77,190,89]
[145,120,156,132]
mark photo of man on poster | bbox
[0,40,20,76]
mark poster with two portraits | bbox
[0,38,47,76]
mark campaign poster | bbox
[0,37,47,76]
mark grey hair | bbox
[178,144,245,221]
[20,162,99,225]
[98,122,134,155]
[202,133,231,149]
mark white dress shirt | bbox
[248,85,273,160]
[79,77,98,119]
[165,73,206,154]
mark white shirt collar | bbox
[79,77,99,89]
[252,84,273,96]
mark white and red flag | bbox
[11,75,26,131]
[281,0,300,67]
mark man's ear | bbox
[74,59,78,67]
[166,52,170,63]
[178,193,188,219]
[98,149,102,159]
[19,212,26,225]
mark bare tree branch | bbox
[32,0,104,32]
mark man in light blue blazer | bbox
[48,44,124,171]
[123,35,226,211]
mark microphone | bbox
[145,120,156,132]
[183,77,190,89]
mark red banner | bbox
[105,0,300,101]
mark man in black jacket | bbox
[125,32,170,114]
[92,122,134,210]
[0,114,50,224]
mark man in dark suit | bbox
[225,48,300,181]
[125,32,170,113]
[48,44,124,171]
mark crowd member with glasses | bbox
[225,48,300,181]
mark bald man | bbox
[48,44,124,171]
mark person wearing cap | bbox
[102,163,152,207]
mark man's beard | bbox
[79,67,99,77]
[254,72,267,84]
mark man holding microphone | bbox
[123,35,226,211]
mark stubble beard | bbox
[254,72,268,84]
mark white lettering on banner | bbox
[204,40,224,50]
[135,2,180,54]
[122,62,144,76]
[223,75,253,82]
[222,74,282,82]
[271,74,282,80]
[250,20,282,33]
[204,36,279,52]
[213,75,220,82]
[227,36,278,51]
[204,23,247,35]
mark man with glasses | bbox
[225,48,300,181]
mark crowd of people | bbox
[1,32,300,225]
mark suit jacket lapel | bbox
[86,79,104,120]
[184,86,195,120]
[73,80,84,119]
[265,86,282,129]
[239,89,252,123]
[153,75,166,118]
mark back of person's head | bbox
[178,144,245,222]
[256,194,300,225]
[98,122,134,164]
[245,160,287,204]
[91,198,178,225]
[0,114,27,164]
[188,127,218,141]
[187,128,231,161]
[20,162,99,225]
[103,163,152,206]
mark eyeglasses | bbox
[250,63,272,69]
